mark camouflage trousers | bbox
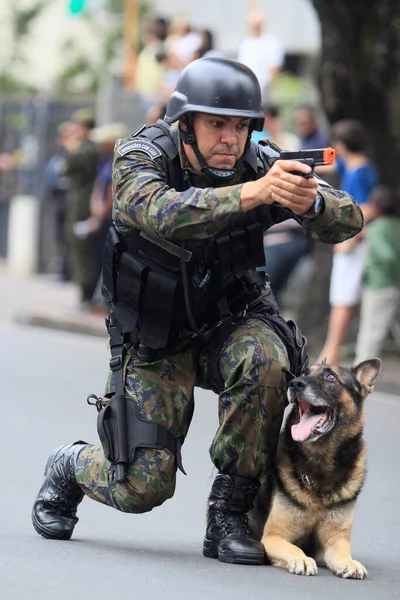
[75,317,290,514]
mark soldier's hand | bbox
[240,160,318,214]
[267,160,319,214]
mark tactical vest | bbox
[102,121,276,352]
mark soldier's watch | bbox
[302,192,325,219]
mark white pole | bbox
[7,194,40,276]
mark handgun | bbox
[279,147,336,178]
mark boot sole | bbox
[203,539,265,565]
[31,511,73,540]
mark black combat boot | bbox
[203,474,264,565]
[32,442,87,540]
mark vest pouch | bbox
[102,226,123,303]
[112,252,150,334]
[214,235,233,287]
[230,230,247,277]
[245,222,265,269]
[139,270,179,349]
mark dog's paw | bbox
[288,556,318,576]
[333,559,368,579]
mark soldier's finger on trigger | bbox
[276,159,307,173]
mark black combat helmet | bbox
[165,57,264,131]
[164,58,264,182]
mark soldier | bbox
[63,108,100,308]
[32,58,363,566]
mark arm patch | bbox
[117,139,162,159]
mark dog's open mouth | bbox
[291,400,334,442]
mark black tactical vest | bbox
[102,122,275,351]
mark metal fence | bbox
[0,96,95,268]
[0,79,151,270]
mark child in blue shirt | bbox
[318,119,379,364]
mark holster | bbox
[88,321,185,483]
[96,392,185,482]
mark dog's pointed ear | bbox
[353,358,382,394]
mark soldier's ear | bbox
[353,358,382,394]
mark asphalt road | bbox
[1,322,399,600]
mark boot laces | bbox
[47,465,83,516]
[218,512,252,538]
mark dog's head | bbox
[287,358,381,443]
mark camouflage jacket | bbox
[112,122,363,244]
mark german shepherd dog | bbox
[254,358,381,578]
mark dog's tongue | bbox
[291,411,321,442]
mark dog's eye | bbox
[325,373,337,382]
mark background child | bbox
[318,119,379,364]
[354,185,400,363]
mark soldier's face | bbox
[184,114,250,171]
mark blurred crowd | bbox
[1,9,400,364]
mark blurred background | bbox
[1,0,400,373]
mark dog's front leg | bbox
[261,498,317,576]
[318,508,368,579]
[262,533,318,576]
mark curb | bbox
[14,311,107,338]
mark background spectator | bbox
[165,18,202,68]
[237,10,284,98]
[134,17,168,112]
[252,103,301,150]
[80,121,130,311]
[318,119,379,364]
[296,105,330,150]
[63,108,100,310]
[44,121,73,281]
[192,29,223,60]
[354,186,400,363]
[256,103,308,304]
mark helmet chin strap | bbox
[179,117,252,185]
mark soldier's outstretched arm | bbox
[241,159,364,245]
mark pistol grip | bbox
[291,170,314,179]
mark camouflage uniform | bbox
[75,123,363,514]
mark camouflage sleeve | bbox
[259,186,364,244]
[303,188,364,244]
[112,141,244,239]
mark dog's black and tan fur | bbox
[253,358,381,579]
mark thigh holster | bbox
[96,393,185,481]
[88,322,185,483]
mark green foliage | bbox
[12,0,50,38]
[0,0,51,92]
[1,0,153,95]
[56,0,153,93]
[57,39,99,93]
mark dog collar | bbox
[301,473,313,487]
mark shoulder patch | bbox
[117,139,162,159]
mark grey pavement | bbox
[0,322,399,600]
[0,263,106,337]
